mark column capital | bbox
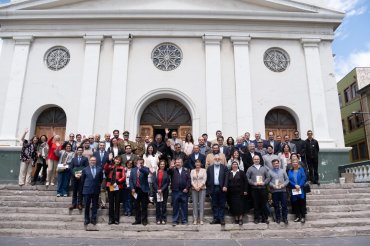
[301,38,321,48]
[112,35,131,45]
[13,36,33,45]
[83,35,103,44]
[231,36,251,45]
[203,35,223,45]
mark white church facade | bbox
[0,0,349,182]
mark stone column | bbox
[301,38,332,145]
[77,35,103,135]
[231,36,253,136]
[0,36,33,145]
[108,35,131,132]
[203,35,223,135]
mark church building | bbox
[0,0,349,182]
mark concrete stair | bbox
[0,183,370,239]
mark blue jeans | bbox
[272,191,288,220]
[57,171,70,196]
[172,190,188,224]
[122,188,132,214]
[210,186,226,221]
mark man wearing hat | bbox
[118,131,137,154]
[134,135,145,157]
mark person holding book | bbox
[269,159,289,224]
[69,146,88,210]
[104,155,126,224]
[152,160,170,224]
[288,159,307,223]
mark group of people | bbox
[18,128,319,227]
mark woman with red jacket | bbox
[104,155,126,224]
[46,134,61,186]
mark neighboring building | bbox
[0,0,349,183]
[337,68,369,162]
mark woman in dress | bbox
[18,129,38,186]
[190,159,207,225]
[104,156,126,224]
[288,159,307,223]
[152,160,170,224]
[183,133,194,157]
[55,143,74,197]
[46,134,61,186]
[225,137,235,160]
[227,161,248,225]
[32,135,49,185]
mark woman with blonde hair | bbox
[46,134,61,186]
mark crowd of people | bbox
[18,128,319,227]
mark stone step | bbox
[309,188,370,195]
[307,204,370,213]
[306,198,370,206]
[306,193,370,200]
[1,225,370,239]
[0,218,370,234]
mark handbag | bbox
[303,181,311,193]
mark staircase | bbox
[1,183,370,239]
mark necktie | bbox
[78,157,81,164]
[136,169,140,187]
[92,167,96,178]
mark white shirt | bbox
[253,164,261,170]
[178,167,183,175]
[232,169,239,177]
[194,153,199,160]
[214,164,220,185]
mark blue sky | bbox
[0,0,369,81]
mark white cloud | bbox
[335,44,370,81]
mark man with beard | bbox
[205,144,227,169]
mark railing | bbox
[338,160,370,183]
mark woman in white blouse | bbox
[227,149,244,171]
[190,159,207,225]
[144,145,160,203]
[183,133,194,156]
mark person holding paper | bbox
[191,159,207,225]
[288,159,307,223]
[246,155,271,224]
[152,160,170,224]
[269,159,289,224]
[69,146,88,210]
[55,143,75,197]
[129,158,150,225]
[104,156,126,225]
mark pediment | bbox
[1,0,343,15]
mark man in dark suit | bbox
[69,146,88,210]
[206,155,229,225]
[169,158,191,226]
[251,132,268,148]
[93,142,110,209]
[129,158,150,225]
[217,136,231,160]
[266,131,281,154]
[305,130,320,185]
[241,143,264,171]
[81,156,103,226]
[187,145,206,169]
[121,144,139,165]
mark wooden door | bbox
[265,109,297,139]
[178,126,192,141]
[35,126,66,141]
[139,125,154,139]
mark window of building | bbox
[351,144,359,161]
[344,88,351,103]
[351,82,358,99]
[348,115,356,131]
[356,114,364,128]
[359,142,368,160]
[342,119,346,134]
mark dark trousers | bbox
[122,188,132,214]
[272,191,288,220]
[307,157,319,183]
[33,159,47,182]
[108,189,121,222]
[172,190,188,224]
[84,193,99,223]
[155,190,169,222]
[71,177,83,205]
[210,186,226,221]
[251,188,268,220]
[134,187,149,223]
[292,197,307,218]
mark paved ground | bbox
[0,236,370,246]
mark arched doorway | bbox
[265,108,297,139]
[35,107,67,141]
[139,99,192,140]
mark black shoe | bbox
[142,220,148,226]
[31,181,36,186]
[132,221,141,225]
[234,219,239,224]
[301,218,306,224]
[276,219,281,224]
[210,220,220,224]
[261,218,269,224]
[254,219,259,224]
[220,220,225,225]
[108,221,113,225]
[172,222,177,226]
[283,219,288,225]
[114,221,119,225]
[91,220,97,225]
[84,220,90,225]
